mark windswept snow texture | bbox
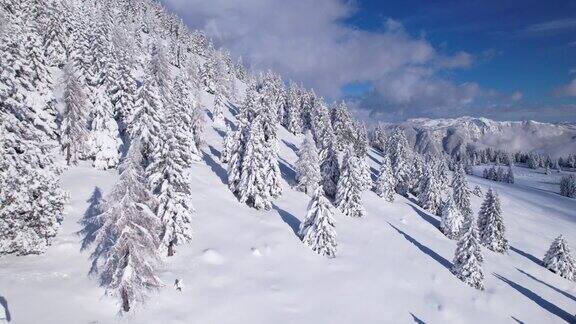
[395,117,576,158]
[1,102,576,323]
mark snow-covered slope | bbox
[1,96,575,323]
[394,117,576,158]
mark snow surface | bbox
[1,99,576,323]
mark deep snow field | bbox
[1,96,575,324]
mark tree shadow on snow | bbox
[387,222,452,271]
[281,139,299,154]
[517,268,576,303]
[278,158,297,185]
[208,145,222,160]
[510,246,541,266]
[203,149,228,185]
[75,187,111,276]
[493,273,575,323]
[511,316,524,323]
[366,153,381,166]
[77,187,103,252]
[272,204,301,238]
[369,166,379,183]
[405,200,440,229]
[212,126,226,139]
[409,313,425,323]
[0,295,11,322]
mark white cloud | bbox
[525,18,576,33]
[164,1,467,91]
[162,0,526,121]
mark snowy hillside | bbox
[1,0,576,323]
[392,117,576,158]
[2,92,576,323]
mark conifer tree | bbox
[212,89,226,125]
[295,131,321,194]
[129,61,164,166]
[171,73,201,162]
[299,186,337,258]
[235,116,272,210]
[387,127,412,196]
[336,147,365,218]
[330,102,356,151]
[0,121,66,256]
[284,82,302,135]
[93,139,162,312]
[146,106,195,256]
[452,216,484,290]
[543,235,576,281]
[440,197,464,239]
[61,63,90,165]
[374,154,395,202]
[452,164,473,218]
[320,136,340,199]
[221,123,236,164]
[418,168,444,216]
[560,175,576,198]
[477,188,508,253]
[506,164,515,184]
[90,89,122,170]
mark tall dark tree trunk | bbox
[167,240,175,257]
[121,288,130,312]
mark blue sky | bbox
[163,0,576,122]
[345,0,576,102]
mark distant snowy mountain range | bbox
[387,117,576,158]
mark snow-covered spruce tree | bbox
[330,102,356,151]
[171,73,201,162]
[560,175,576,199]
[0,120,67,256]
[374,154,396,202]
[228,81,281,209]
[440,196,464,239]
[452,163,473,218]
[477,188,508,253]
[310,99,332,148]
[505,164,515,184]
[212,86,226,125]
[221,123,236,164]
[299,186,337,258]
[435,158,450,193]
[387,127,412,196]
[200,54,217,94]
[109,25,137,132]
[418,167,444,216]
[409,155,425,196]
[336,146,366,218]
[284,81,302,135]
[235,115,273,210]
[543,235,576,281]
[61,63,90,165]
[129,59,165,166]
[42,0,68,67]
[452,216,484,290]
[372,124,387,152]
[320,134,340,199]
[146,106,194,257]
[295,131,321,194]
[261,71,286,124]
[89,89,122,170]
[93,139,162,313]
[473,185,483,197]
